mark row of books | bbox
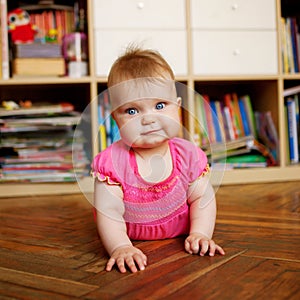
[284,85,300,164]
[30,9,74,44]
[0,102,89,183]
[281,17,300,74]
[194,92,279,168]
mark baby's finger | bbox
[116,257,127,273]
[133,253,147,271]
[184,239,193,254]
[216,244,226,255]
[106,257,116,272]
[125,256,138,273]
[208,240,216,256]
[191,239,200,254]
[199,240,209,256]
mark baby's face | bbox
[110,77,181,149]
[113,97,181,149]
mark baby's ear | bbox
[176,97,182,106]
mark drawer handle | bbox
[233,49,240,56]
[231,3,238,10]
[137,1,145,9]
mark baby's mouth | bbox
[141,129,162,135]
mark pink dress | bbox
[91,137,209,240]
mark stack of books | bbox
[194,92,279,169]
[12,43,65,77]
[0,102,89,182]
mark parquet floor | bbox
[0,181,299,299]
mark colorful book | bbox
[231,92,244,137]
[286,98,299,163]
[203,94,216,143]
[238,98,251,136]
[240,95,257,138]
[214,101,226,142]
[210,101,223,143]
[224,93,238,139]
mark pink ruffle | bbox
[91,171,120,185]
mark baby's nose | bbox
[141,113,156,125]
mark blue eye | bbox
[126,108,138,115]
[156,102,166,110]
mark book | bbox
[194,93,209,146]
[238,98,251,136]
[1,112,80,126]
[0,0,9,79]
[240,95,257,138]
[286,98,299,163]
[0,102,74,117]
[223,93,239,139]
[214,101,226,143]
[290,18,299,73]
[210,101,223,143]
[13,43,62,58]
[214,153,267,169]
[232,92,244,137]
[281,17,289,73]
[203,94,216,143]
[12,57,65,76]
[255,111,279,162]
[223,106,235,141]
[283,84,300,97]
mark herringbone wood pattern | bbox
[0,181,299,299]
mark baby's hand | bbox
[185,233,225,257]
[106,245,147,273]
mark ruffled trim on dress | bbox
[188,164,210,186]
[198,163,210,178]
[91,171,120,185]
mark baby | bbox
[91,46,225,273]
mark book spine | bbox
[215,101,226,142]
[210,101,222,143]
[223,106,235,141]
[281,17,289,73]
[286,98,299,163]
[98,94,107,151]
[290,18,299,72]
[242,95,257,138]
[232,92,244,137]
[224,93,238,139]
[286,18,295,73]
[238,99,251,136]
[1,0,9,79]
[203,94,216,143]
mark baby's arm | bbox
[185,175,225,256]
[94,180,147,273]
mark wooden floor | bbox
[0,181,299,300]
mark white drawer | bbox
[191,0,276,29]
[94,30,188,76]
[93,0,186,29]
[192,31,278,75]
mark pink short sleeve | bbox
[91,145,120,185]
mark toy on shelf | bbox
[7,8,38,44]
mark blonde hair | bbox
[107,45,175,87]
